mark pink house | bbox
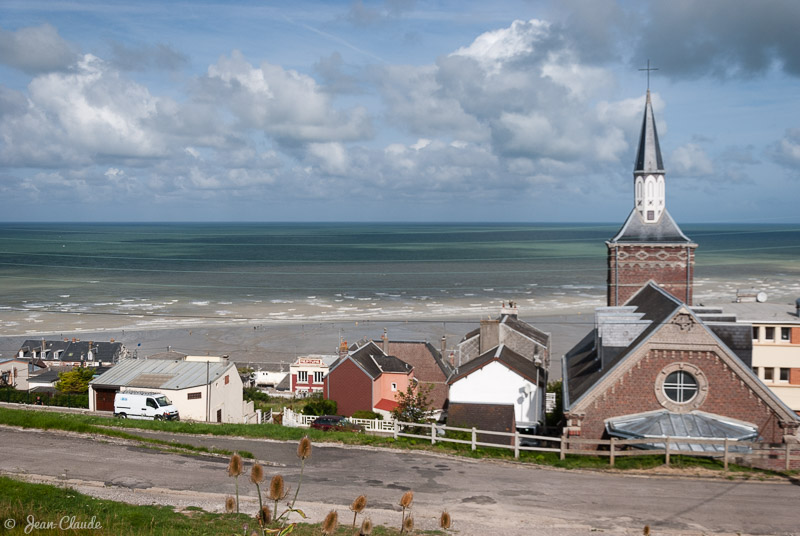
[324,341,414,417]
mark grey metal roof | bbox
[606,409,758,452]
[90,359,233,390]
[608,209,694,244]
[634,90,664,173]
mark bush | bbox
[243,388,270,403]
[301,396,337,416]
[351,410,383,420]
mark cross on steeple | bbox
[638,59,659,90]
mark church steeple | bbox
[633,90,666,223]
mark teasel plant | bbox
[398,490,413,532]
[290,436,312,510]
[402,515,414,534]
[359,517,373,536]
[349,494,367,529]
[321,510,338,536]
[439,510,452,531]
[227,452,244,514]
[267,474,289,521]
[250,461,266,524]
[224,496,237,514]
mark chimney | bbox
[382,328,389,354]
[72,337,76,343]
[479,319,500,354]
[440,335,447,357]
[500,300,519,318]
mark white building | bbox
[0,358,30,390]
[290,354,339,395]
[89,359,253,423]
[448,344,544,428]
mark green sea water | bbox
[0,222,798,329]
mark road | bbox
[1,427,798,535]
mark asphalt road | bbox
[1,427,798,536]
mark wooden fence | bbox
[393,421,800,470]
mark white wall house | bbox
[0,358,30,390]
[448,345,543,427]
[89,359,253,423]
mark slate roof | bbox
[27,369,62,385]
[449,344,540,385]
[346,345,413,380]
[564,283,683,408]
[608,209,694,244]
[90,359,234,390]
[634,90,664,173]
[18,339,124,362]
[501,315,550,346]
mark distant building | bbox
[0,358,30,390]
[17,338,128,367]
[290,354,338,395]
[698,299,800,415]
[324,341,414,417]
[89,359,252,423]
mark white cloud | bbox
[671,143,714,176]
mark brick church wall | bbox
[576,347,786,445]
[607,244,695,306]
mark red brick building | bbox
[606,90,697,306]
[323,341,414,417]
[563,284,799,457]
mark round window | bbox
[663,370,698,403]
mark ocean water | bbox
[1,222,799,333]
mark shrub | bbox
[351,410,383,421]
[243,387,270,403]
[301,396,337,416]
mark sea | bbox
[1,222,799,334]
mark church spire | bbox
[634,90,664,174]
[633,90,666,223]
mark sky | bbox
[0,0,798,223]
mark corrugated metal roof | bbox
[90,359,233,390]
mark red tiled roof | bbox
[374,398,399,411]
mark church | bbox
[562,90,799,459]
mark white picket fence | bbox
[282,407,395,433]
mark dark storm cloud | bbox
[633,0,800,79]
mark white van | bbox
[114,391,180,421]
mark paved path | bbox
[1,427,798,535]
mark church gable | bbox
[567,305,798,442]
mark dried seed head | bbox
[224,496,236,513]
[227,452,244,477]
[403,515,414,533]
[399,490,413,509]
[321,510,338,535]
[268,474,286,500]
[250,462,265,484]
[256,505,271,527]
[360,517,373,536]
[439,511,451,529]
[643,526,651,536]
[350,494,367,513]
[297,436,312,460]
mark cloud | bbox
[770,129,800,168]
[671,143,714,176]
[633,0,800,79]
[109,42,188,71]
[204,50,373,145]
[0,24,78,73]
[0,54,167,167]
[313,52,365,94]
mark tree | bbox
[391,381,434,424]
[301,394,337,416]
[55,367,96,394]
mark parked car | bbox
[310,415,363,433]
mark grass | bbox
[0,406,791,477]
[0,476,442,536]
